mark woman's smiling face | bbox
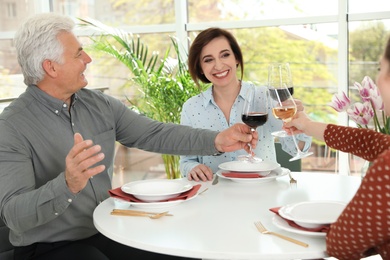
[199,36,238,88]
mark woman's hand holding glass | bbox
[268,63,313,161]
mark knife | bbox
[212,175,219,185]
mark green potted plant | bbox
[79,18,206,179]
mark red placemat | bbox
[109,184,201,203]
[269,207,330,233]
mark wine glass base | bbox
[271,130,288,138]
[289,152,313,162]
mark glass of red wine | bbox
[268,63,313,161]
[239,84,268,163]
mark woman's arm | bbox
[327,149,390,259]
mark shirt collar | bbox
[27,85,78,116]
[202,81,251,107]
[239,81,252,101]
[201,87,214,107]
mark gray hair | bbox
[14,13,75,85]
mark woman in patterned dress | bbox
[284,37,390,260]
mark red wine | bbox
[269,87,294,102]
[242,113,268,128]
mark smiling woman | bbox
[180,27,312,181]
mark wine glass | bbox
[238,85,269,163]
[268,63,313,161]
[268,63,294,137]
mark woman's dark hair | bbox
[188,27,244,89]
[385,36,390,68]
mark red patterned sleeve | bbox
[324,124,390,161]
[324,124,390,259]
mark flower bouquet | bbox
[329,76,390,134]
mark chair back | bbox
[0,218,14,260]
[275,142,302,171]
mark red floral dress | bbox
[324,124,390,260]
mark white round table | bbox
[94,172,361,260]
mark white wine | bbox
[272,106,296,121]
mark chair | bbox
[274,142,301,172]
[0,218,14,260]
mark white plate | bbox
[218,160,280,173]
[114,192,198,209]
[279,201,346,228]
[121,179,193,202]
[272,215,326,237]
[216,167,289,183]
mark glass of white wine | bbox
[268,63,313,161]
[268,63,294,137]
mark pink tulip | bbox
[355,81,370,102]
[346,102,374,126]
[369,88,384,110]
[362,76,376,90]
[330,76,389,134]
[329,92,350,112]
[355,76,384,110]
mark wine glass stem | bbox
[249,128,256,159]
[291,134,302,154]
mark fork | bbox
[288,172,297,187]
[254,221,308,247]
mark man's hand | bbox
[65,133,105,194]
[214,123,258,153]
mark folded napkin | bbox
[269,207,330,233]
[109,184,201,203]
[222,172,263,178]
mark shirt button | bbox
[54,212,59,216]
[90,176,93,179]
[55,110,59,114]
[63,104,67,108]
[68,199,72,203]
[72,122,74,126]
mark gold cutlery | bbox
[198,188,209,195]
[111,209,173,219]
[288,172,297,187]
[148,211,170,219]
[254,221,308,247]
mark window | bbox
[6,3,16,18]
